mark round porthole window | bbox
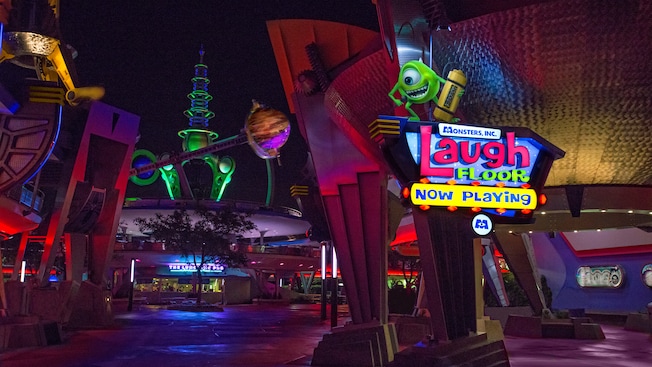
[642,264,652,288]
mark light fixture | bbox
[332,246,338,279]
[130,258,136,283]
[20,260,26,283]
[321,242,327,280]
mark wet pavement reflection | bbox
[1,304,651,366]
[1,304,333,367]
[505,323,652,367]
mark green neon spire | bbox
[183,45,215,130]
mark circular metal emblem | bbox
[471,214,493,236]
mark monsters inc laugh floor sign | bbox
[372,116,565,223]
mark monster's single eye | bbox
[403,68,421,85]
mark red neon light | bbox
[539,193,547,205]
[419,125,455,177]
[315,268,341,278]
[2,267,56,275]
[402,187,410,198]
[559,232,652,258]
[317,269,422,277]
[420,127,530,172]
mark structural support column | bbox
[11,232,29,281]
[492,231,545,316]
[64,233,87,283]
[37,102,139,287]
[413,208,478,342]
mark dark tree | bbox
[388,248,421,290]
[135,206,256,305]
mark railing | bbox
[6,184,45,212]
[114,240,320,258]
[123,198,303,218]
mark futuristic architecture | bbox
[114,48,311,307]
[0,0,306,350]
[266,0,652,365]
[130,47,237,202]
[1,1,651,365]
[0,0,139,348]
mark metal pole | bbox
[127,258,135,311]
[330,246,338,328]
[320,242,327,320]
[19,260,28,315]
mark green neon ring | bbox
[130,149,160,186]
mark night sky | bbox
[56,1,379,208]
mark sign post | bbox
[372,115,564,341]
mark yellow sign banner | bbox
[410,183,537,209]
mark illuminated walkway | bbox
[0,304,333,367]
[1,304,650,366]
[504,323,652,367]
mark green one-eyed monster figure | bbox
[389,60,465,121]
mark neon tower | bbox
[130,47,236,200]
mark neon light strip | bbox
[331,246,338,279]
[321,244,326,280]
[20,261,26,283]
[130,258,135,283]
[168,263,224,272]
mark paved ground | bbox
[1,303,334,367]
[505,323,652,367]
[1,304,651,367]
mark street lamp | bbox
[20,260,26,283]
[331,246,338,327]
[127,258,135,311]
[320,241,327,320]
